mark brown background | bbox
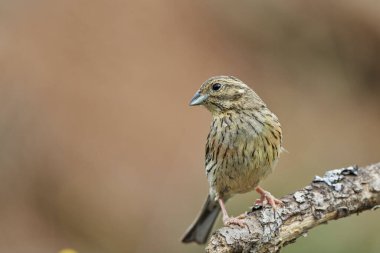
[0,1,379,252]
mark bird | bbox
[181,76,283,244]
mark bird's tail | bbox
[181,194,220,244]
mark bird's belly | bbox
[225,163,272,194]
[211,159,274,199]
[206,118,281,200]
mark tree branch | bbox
[206,163,380,253]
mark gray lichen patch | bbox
[260,208,277,223]
[304,185,313,191]
[313,165,358,192]
[219,227,240,245]
[370,174,380,192]
[293,191,306,203]
[309,191,327,208]
[352,181,363,193]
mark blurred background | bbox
[0,0,379,252]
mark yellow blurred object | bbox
[59,249,78,253]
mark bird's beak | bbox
[189,91,209,106]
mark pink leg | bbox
[255,186,283,208]
[254,193,266,205]
[218,198,246,227]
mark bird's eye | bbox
[212,83,222,91]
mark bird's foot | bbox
[255,187,283,209]
[223,216,247,227]
[236,212,248,219]
[219,198,248,227]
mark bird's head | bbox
[189,76,265,114]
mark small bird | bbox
[182,76,283,244]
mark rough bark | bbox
[206,163,380,253]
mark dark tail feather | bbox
[181,194,220,244]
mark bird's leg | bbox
[255,186,283,208]
[218,198,246,227]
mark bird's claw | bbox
[223,216,247,228]
[256,191,283,209]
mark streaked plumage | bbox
[182,76,283,244]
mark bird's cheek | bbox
[221,100,233,110]
[204,103,215,111]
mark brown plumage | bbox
[182,76,283,244]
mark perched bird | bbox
[182,76,283,244]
